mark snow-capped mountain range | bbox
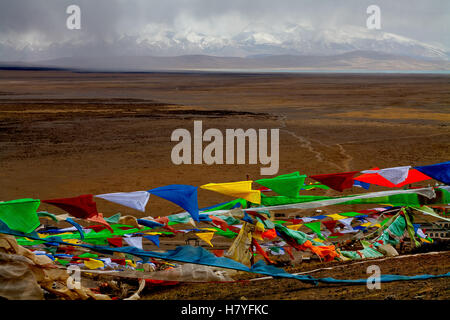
[1,22,449,71]
[128,23,448,61]
[1,22,449,61]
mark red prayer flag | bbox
[309,171,359,192]
[252,238,275,265]
[210,215,229,231]
[43,194,98,219]
[107,237,123,247]
[262,228,277,240]
[322,220,337,233]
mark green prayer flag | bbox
[256,172,307,198]
[304,221,325,240]
[0,198,41,233]
[274,224,309,245]
[57,259,70,266]
[79,252,99,259]
[339,212,363,217]
[209,227,238,239]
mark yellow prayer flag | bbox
[327,214,347,220]
[63,239,80,245]
[255,220,265,233]
[195,232,215,247]
[84,259,104,270]
[287,224,303,230]
[200,181,261,204]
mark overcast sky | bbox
[0,0,448,61]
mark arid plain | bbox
[0,70,449,299]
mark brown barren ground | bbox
[0,70,449,299]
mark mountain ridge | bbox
[1,50,449,72]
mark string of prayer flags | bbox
[200,180,261,204]
[148,184,200,222]
[309,171,359,192]
[95,191,150,212]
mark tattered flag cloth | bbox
[309,171,359,192]
[255,171,306,198]
[200,181,261,204]
[95,191,150,212]
[414,161,450,185]
[86,212,113,232]
[0,198,40,233]
[43,194,98,219]
[355,167,431,188]
[148,184,199,222]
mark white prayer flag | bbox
[95,191,150,212]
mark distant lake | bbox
[185,68,450,74]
